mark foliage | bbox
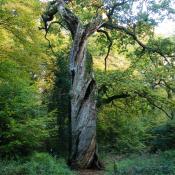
[0,60,49,157]
[105,150,175,175]
[0,0,47,72]
[149,119,175,152]
[0,152,76,175]
[47,51,71,156]
[0,0,52,157]
[95,50,173,153]
[97,96,167,153]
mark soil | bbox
[78,170,104,175]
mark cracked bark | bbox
[43,1,103,169]
[69,25,102,169]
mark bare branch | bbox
[42,0,79,38]
[107,0,129,20]
[97,29,113,71]
[97,93,130,107]
[41,20,65,57]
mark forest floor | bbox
[78,170,104,175]
[1,151,175,175]
[77,150,175,175]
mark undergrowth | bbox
[0,152,76,175]
[105,150,175,175]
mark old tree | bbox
[42,0,175,169]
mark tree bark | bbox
[69,24,101,169]
[42,0,103,169]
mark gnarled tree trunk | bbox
[69,24,100,169]
[42,0,103,169]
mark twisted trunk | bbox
[69,24,101,169]
[43,0,103,169]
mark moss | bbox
[85,51,93,74]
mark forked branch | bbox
[98,89,172,119]
[42,0,79,38]
[107,0,129,20]
[101,22,171,65]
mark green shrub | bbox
[105,150,175,175]
[0,60,50,157]
[97,104,156,153]
[0,153,76,175]
[150,120,175,152]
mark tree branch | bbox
[101,22,171,65]
[97,93,130,107]
[97,29,113,71]
[137,91,173,119]
[97,88,173,119]
[40,20,66,57]
[107,0,129,20]
[42,0,79,38]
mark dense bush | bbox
[0,60,49,157]
[97,101,166,153]
[47,54,71,155]
[105,150,175,175]
[0,153,76,175]
[0,0,51,158]
[150,120,175,152]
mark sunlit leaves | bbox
[0,0,47,73]
[0,0,52,157]
[68,0,104,23]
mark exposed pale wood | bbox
[43,0,103,169]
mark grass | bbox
[104,150,175,175]
[0,152,76,175]
[1,150,175,175]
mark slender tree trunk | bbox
[68,24,101,169]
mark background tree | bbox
[0,0,53,157]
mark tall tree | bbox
[42,0,175,169]
[0,0,51,157]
